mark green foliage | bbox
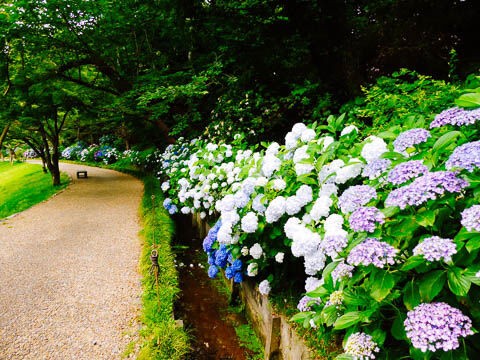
[137,176,189,359]
[234,324,264,360]
[0,162,69,219]
[341,69,460,129]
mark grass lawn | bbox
[0,161,69,219]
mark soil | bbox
[174,215,250,360]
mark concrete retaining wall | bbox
[190,214,312,360]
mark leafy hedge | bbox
[156,84,480,359]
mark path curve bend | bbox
[0,163,143,359]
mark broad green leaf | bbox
[415,209,436,227]
[455,93,480,108]
[370,271,396,302]
[401,255,425,271]
[306,286,328,298]
[391,314,407,340]
[432,131,461,153]
[419,270,446,301]
[448,267,471,296]
[466,235,480,252]
[335,355,354,360]
[322,305,338,327]
[290,311,314,323]
[403,281,421,310]
[296,174,317,185]
[333,311,363,330]
[381,206,399,218]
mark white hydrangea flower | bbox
[361,136,388,163]
[340,125,359,136]
[292,123,308,137]
[324,214,344,232]
[234,191,250,209]
[300,128,316,143]
[310,196,332,221]
[252,194,267,214]
[295,163,314,176]
[272,178,286,191]
[247,263,258,277]
[291,228,321,258]
[305,276,324,292]
[318,159,345,183]
[266,142,280,156]
[265,196,286,223]
[304,250,327,275]
[250,243,263,259]
[275,252,285,263]
[221,210,240,226]
[200,212,207,219]
[296,185,313,206]
[256,176,268,187]
[206,143,218,152]
[262,154,282,178]
[258,279,271,295]
[285,131,298,150]
[286,196,303,215]
[335,159,363,184]
[181,206,191,214]
[217,223,233,244]
[161,181,170,191]
[241,212,258,233]
[284,217,302,239]
[241,246,249,256]
[302,213,313,224]
[293,145,309,163]
[319,136,334,151]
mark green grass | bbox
[0,161,69,219]
[136,175,190,360]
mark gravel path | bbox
[0,163,143,359]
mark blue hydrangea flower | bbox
[231,259,243,272]
[393,128,431,154]
[214,245,229,267]
[385,171,469,209]
[202,219,222,252]
[446,141,480,172]
[387,160,428,185]
[225,266,235,279]
[233,272,243,283]
[208,265,219,278]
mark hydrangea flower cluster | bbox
[393,128,431,154]
[297,296,322,312]
[362,158,391,180]
[461,205,480,232]
[430,107,480,128]
[446,141,480,172]
[348,206,385,233]
[258,279,271,295]
[387,160,428,185]
[343,332,380,360]
[404,302,473,352]
[385,171,469,209]
[331,261,354,283]
[338,185,377,214]
[347,238,398,268]
[412,236,457,262]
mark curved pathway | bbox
[0,163,143,359]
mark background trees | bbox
[1,0,480,183]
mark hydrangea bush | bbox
[158,109,480,358]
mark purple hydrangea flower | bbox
[413,236,457,262]
[461,205,480,232]
[297,296,322,312]
[387,160,428,185]
[393,128,431,153]
[349,206,385,233]
[430,107,480,128]
[343,332,380,359]
[385,171,469,209]
[446,141,480,172]
[347,238,398,268]
[338,185,377,214]
[321,232,349,258]
[331,261,354,283]
[404,302,473,352]
[362,158,391,180]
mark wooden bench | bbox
[76,171,88,179]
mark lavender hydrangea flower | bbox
[343,332,380,360]
[349,206,385,233]
[338,185,377,214]
[393,128,431,154]
[404,302,473,352]
[362,158,391,180]
[413,236,457,262]
[461,205,480,232]
[430,107,480,128]
[446,141,480,172]
[297,296,322,312]
[321,231,349,258]
[385,171,469,209]
[347,238,398,268]
[387,160,428,185]
[331,261,354,283]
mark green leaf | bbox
[333,311,363,330]
[296,174,317,185]
[381,206,399,218]
[370,271,396,302]
[455,93,480,108]
[432,131,461,153]
[401,255,425,271]
[322,305,338,327]
[419,270,446,301]
[447,267,471,296]
[403,281,421,310]
[415,209,436,227]
[290,311,314,323]
[391,314,407,340]
[335,355,354,360]
[466,234,480,252]
[306,286,328,298]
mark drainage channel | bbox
[174,215,250,360]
